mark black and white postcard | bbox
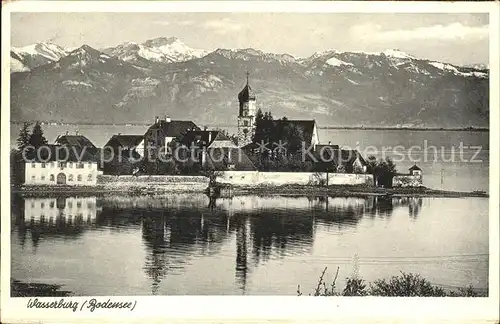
[1,1,499,323]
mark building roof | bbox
[315,144,340,154]
[238,84,256,102]
[341,149,367,166]
[25,144,99,163]
[409,164,422,171]
[55,135,96,149]
[105,135,143,149]
[146,120,200,138]
[309,144,340,164]
[180,130,236,148]
[205,147,256,171]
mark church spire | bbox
[238,71,255,103]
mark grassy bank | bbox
[11,271,486,297]
[11,279,72,297]
[225,184,489,198]
[298,268,487,297]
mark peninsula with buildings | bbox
[11,75,487,198]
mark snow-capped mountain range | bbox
[10,37,489,128]
[103,37,209,65]
[11,42,69,72]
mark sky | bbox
[11,12,489,65]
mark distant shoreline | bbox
[9,121,489,132]
[320,126,489,132]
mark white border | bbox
[1,2,499,323]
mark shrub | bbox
[369,272,446,297]
[447,284,479,297]
[342,277,367,296]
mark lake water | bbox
[11,193,489,296]
[10,124,489,192]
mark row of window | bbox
[32,162,93,169]
[30,214,94,222]
[30,201,95,209]
[31,174,94,181]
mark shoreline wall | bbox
[97,175,209,192]
[393,175,423,188]
[96,172,374,190]
[216,171,373,187]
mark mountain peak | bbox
[70,44,101,56]
[12,42,68,62]
[381,49,414,59]
[105,37,207,64]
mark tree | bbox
[254,108,263,125]
[16,122,32,151]
[366,156,397,187]
[28,121,48,149]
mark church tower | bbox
[237,72,257,147]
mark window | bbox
[41,163,46,168]
[68,174,74,181]
[50,162,55,168]
[49,201,55,208]
[68,201,73,208]
[31,163,36,168]
[69,162,73,168]
[31,175,35,180]
[41,175,45,180]
[77,175,82,181]
[76,162,84,169]
[76,201,82,208]
[50,174,55,181]
[87,174,93,181]
[41,202,45,208]
[58,162,67,169]
[243,120,249,126]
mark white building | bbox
[23,144,100,186]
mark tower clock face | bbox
[243,128,249,134]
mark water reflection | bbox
[11,193,423,294]
[12,196,100,250]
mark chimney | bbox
[165,115,171,123]
[66,131,69,135]
[155,116,159,124]
[204,126,208,131]
[118,132,121,135]
[328,141,331,145]
[76,130,79,136]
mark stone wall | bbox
[97,175,209,192]
[216,171,373,187]
[392,175,423,187]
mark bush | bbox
[343,277,367,296]
[368,272,446,297]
